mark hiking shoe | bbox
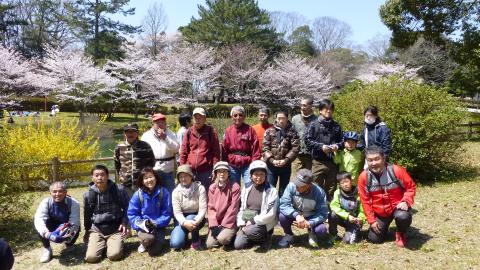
[395,232,407,248]
[137,243,146,253]
[191,240,202,250]
[278,234,294,248]
[261,232,273,250]
[40,247,52,263]
[349,228,360,244]
[308,232,319,248]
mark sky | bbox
[117,0,391,46]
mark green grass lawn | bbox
[4,142,480,270]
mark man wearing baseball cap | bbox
[141,113,180,194]
[278,169,330,248]
[179,107,220,189]
[114,123,155,197]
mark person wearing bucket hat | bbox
[115,123,155,197]
[206,161,240,249]
[170,165,207,250]
[278,169,330,248]
[234,160,278,250]
[141,113,180,195]
[179,108,221,189]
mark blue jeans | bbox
[230,166,251,187]
[267,164,291,197]
[155,170,175,195]
[170,214,205,250]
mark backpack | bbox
[86,183,125,213]
[137,187,163,209]
[366,164,405,193]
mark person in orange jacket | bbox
[357,145,416,248]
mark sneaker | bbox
[40,247,52,263]
[137,244,146,253]
[395,232,407,248]
[261,232,273,250]
[349,228,360,244]
[308,232,319,248]
[278,234,294,248]
[191,240,202,250]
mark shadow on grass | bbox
[0,216,39,253]
[419,162,479,186]
[406,226,432,251]
[58,243,85,266]
[104,116,149,123]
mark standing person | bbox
[0,239,14,270]
[34,182,81,263]
[329,172,366,244]
[84,165,129,263]
[170,165,207,250]
[128,167,172,256]
[141,113,180,194]
[176,112,192,159]
[358,146,416,248]
[206,161,241,249]
[291,97,318,178]
[278,169,330,248]
[305,99,343,200]
[263,110,300,197]
[179,107,220,189]
[222,106,261,186]
[358,105,392,161]
[234,160,278,250]
[333,131,364,183]
[115,123,155,197]
[252,107,273,150]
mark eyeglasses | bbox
[232,114,244,118]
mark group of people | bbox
[33,98,417,264]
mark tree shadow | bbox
[419,162,478,186]
[0,216,40,253]
[58,243,86,266]
[405,226,432,250]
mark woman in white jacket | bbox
[234,160,279,250]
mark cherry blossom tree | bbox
[257,52,332,107]
[355,62,421,83]
[40,47,119,122]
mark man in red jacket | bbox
[179,107,221,189]
[222,106,261,187]
[357,146,416,248]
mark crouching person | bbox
[278,169,330,248]
[206,162,241,249]
[84,165,129,263]
[329,172,366,244]
[34,181,81,263]
[234,160,278,250]
[170,165,207,250]
[128,167,173,256]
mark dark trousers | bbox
[38,222,80,248]
[267,164,292,197]
[311,159,337,200]
[328,211,361,243]
[234,224,272,249]
[279,213,328,241]
[368,209,412,244]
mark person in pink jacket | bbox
[222,106,261,186]
[206,161,241,249]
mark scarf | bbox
[179,182,197,198]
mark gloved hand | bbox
[145,219,157,233]
[46,223,70,243]
[210,226,223,239]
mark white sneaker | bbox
[40,247,52,263]
[137,244,146,253]
[308,232,319,248]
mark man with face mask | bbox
[291,97,318,177]
[357,106,392,161]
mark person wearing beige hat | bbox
[141,113,180,194]
[179,107,220,189]
[206,162,240,249]
[170,164,207,250]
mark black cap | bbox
[123,123,139,131]
[294,169,313,187]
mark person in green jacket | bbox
[328,172,366,244]
[333,131,364,184]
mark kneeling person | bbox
[84,165,129,263]
[34,181,81,263]
[329,172,366,244]
[234,160,279,250]
[128,167,173,256]
[278,169,330,248]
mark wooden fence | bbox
[457,122,480,138]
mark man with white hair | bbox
[222,106,261,186]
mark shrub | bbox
[332,76,467,178]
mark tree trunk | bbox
[94,0,100,63]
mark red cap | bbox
[152,113,166,121]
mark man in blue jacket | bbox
[278,169,330,248]
[127,167,173,256]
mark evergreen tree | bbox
[288,25,315,57]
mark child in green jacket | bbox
[333,131,364,184]
[329,172,366,244]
